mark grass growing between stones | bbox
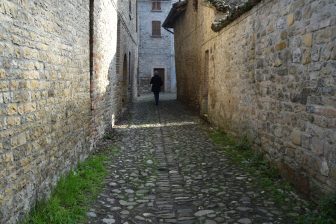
[297,194,336,224]
[209,129,336,224]
[209,130,293,204]
[22,147,118,224]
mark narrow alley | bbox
[1,0,335,223]
[87,96,304,224]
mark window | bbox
[129,0,132,20]
[136,0,138,32]
[193,0,198,11]
[152,0,161,11]
[152,21,161,37]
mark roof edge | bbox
[162,1,188,28]
[209,0,262,32]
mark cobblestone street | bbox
[87,96,303,224]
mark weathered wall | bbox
[138,0,176,95]
[0,0,138,223]
[116,0,138,102]
[0,1,91,222]
[92,0,138,138]
[173,0,336,198]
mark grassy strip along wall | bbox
[22,147,117,224]
[209,130,336,224]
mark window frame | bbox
[129,0,132,20]
[151,20,162,37]
[151,0,161,11]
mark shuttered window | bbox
[152,1,161,11]
[152,21,161,37]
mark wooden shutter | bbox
[152,21,161,36]
[152,1,161,10]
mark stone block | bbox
[276,17,286,29]
[315,27,333,44]
[2,152,14,163]
[273,58,283,67]
[0,1,18,17]
[311,46,320,62]
[290,129,301,145]
[320,159,329,177]
[13,91,31,103]
[6,117,21,127]
[331,46,336,60]
[321,45,331,61]
[315,106,336,118]
[302,49,311,65]
[6,104,18,115]
[0,69,6,79]
[311,136,324,156]
[28,80,40,89]
[287,14,294,26]
[302,6,312,20]
[303,33,312,47]
[18,103,36,115]
[275,42,287,51]
[22,71,40,79]
[11,132,27,148]
[301,134,311,149]
[280,31,288,40]
[292,48,302,63]
[0,81,9,91]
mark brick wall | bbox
[173,0,336,198]
[0,0,138,223]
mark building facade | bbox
[0,0,138,223]
[138,0,176,95]
[164,0,336,199]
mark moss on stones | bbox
[207,0,262,32]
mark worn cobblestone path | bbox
[87,97,303,224]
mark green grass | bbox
[298,194,336,224]
[209,130,291,203]
[103,132,113,140]
[209,129,336,224]
[22,147,117,224]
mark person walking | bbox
[150,71,163,106]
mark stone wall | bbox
[116,0,139,101]
[172,0,336,198]
[0,0,138,223]
[92,0,138,138]
[138,0,176,95]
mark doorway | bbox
[122,54,128,105]
[154,68,165,92]
[201,50,209,116]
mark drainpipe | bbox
[164,27,174,34]
[89,0,94,112]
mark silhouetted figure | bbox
[150,71,163,106]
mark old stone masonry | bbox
[87,97,306,224]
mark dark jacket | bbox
[150,75,163,93]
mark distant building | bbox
[138,0,176,95]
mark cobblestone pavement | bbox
[87,97,304,224]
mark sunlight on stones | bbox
[1,0,335,223]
